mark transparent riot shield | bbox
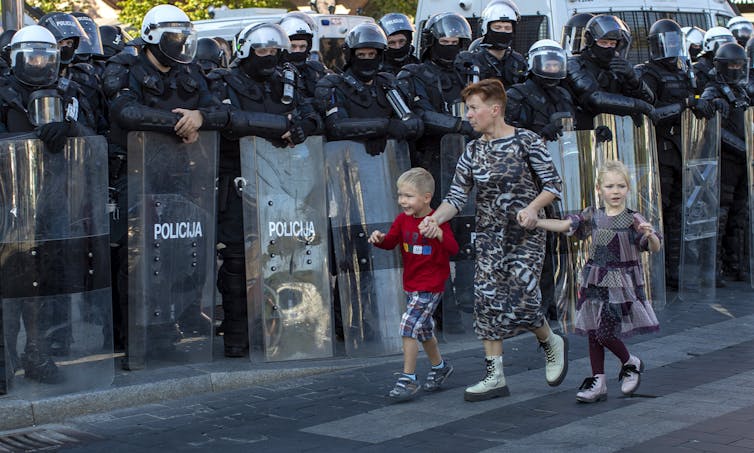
[594,114,666,309]
[549,123,599,332]
[240,136,333,362]
[0,136,113,398]
[439,133,475,338]
[745,107,754,288]
[326,140,410,356]
[126,132,217,370]
[679,110,720,299]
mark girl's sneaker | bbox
[576,374,607,403]
[619,355,644,395]
[423,360,454,392]
[388,374,419,401]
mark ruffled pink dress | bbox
[567,206,660,337]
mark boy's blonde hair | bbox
[397,167,435,196]
[597,160,631,189]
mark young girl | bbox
[534,160,661,402]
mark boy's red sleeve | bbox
[374,215,402,250]
[439,221,459,256]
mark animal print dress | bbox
[444,128,561,340]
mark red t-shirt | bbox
[374,211,459,293]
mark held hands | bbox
[419,216,440,239]
[36,121,70,153]
[516,206,539,230]
[368,230,385,244]
[173,108,203,143]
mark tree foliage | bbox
[117,0,286,31]
[26,0,88,18]
[361,0,417,20]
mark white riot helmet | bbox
[141,4,197,64]
[727,16,754,47]
[236,22,290,59]
[527,39,567,80]
[703,26,735,55]
[682,26,705,61]
[279,12,316,39]
[480,0,521,49]
[10,25,60,87]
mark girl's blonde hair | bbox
[397,167,435,196]
[597,160,631,189]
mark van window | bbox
[716,14,734,27]
[596,11,708,64]
[320,38,346,72]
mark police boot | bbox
[464,356,509,402]
[539,333,568,387]
[22,345,63,384]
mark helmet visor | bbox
[431,14,472,40]
[248,25,290,50]
[158,25,197,63]
[561,25,586,55]
[649,31,684,60]
[11,42,60,86]
[529,47,567,79]
[74,17,104,57]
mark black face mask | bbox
[590,44,616,65]
[283,51,308,65]
[533,74,560,88]
[350,57,381,82]
[241,54,279,80]
[384,44,411,64]
[483,30,514,49]
[431,42,460,67]
[148,44,179,68]
[59,45,76,65]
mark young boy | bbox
[368,167,459,401]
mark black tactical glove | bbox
[712,98,729,119]
[36,121,70,154]
[288,117,318,145]
[609,58,639,85]
[365,138,387,156]
[691,98,714,119]
[539,121,563,141]
[595,125,613,143]
[387,119,410,141]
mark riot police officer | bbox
[693,27,735,94]
[636,19,702,289]
[565,14,655,130]
[397,13,473,189]
[560,13,594,56]
[194,37,226,75]
[727,16,754,48]
[207,22,322,357]
[38,12,107,136]
[506,39,574,140]
[378,12,419,75]
[315,22,422,153]
[700,42,751,284]
[682,26,705,63]
[278,11,328,101]
[0,25,96,383]
[71,12,104,66]
[102,4,228,361]
[454,0,526,88]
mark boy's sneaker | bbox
[388,374,419,401]
[423,361,454,392]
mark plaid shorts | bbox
[400,291,443,342]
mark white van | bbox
[192,11,374,71]
[414,0,738,63]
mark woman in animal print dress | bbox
[419,79,568,402]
